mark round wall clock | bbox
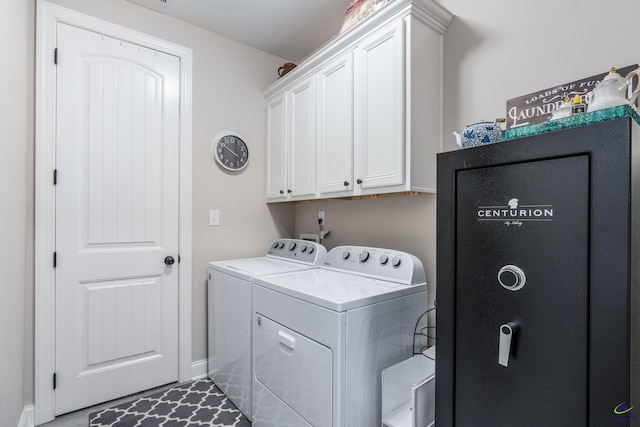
[212,133,249,171]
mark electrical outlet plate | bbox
[300,233,320,242]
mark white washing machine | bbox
[207,239,327,421]
[251,246,428,427]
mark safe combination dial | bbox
[498,265,526,291]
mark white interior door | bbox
[54,22,180,415]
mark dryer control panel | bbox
[321,246,427,286]
[266,239,327,265]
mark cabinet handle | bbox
[356,178,362,184]
[343,181,349,187]
[287,189,292,194]
[279,190,284,195]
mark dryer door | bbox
[254,314,333,426]
[454,155,589,426]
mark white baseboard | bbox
[18,405,34,427]
[191,358,208,380]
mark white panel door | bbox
[317,52,354,195]
[354,19,404,190]
[55,23,180,415]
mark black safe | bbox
[436,117,640,427]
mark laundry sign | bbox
[505,64,638,129]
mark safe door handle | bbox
[499,322,517,367]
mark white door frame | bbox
[35,2,193,424]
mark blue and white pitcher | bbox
[453,118,505,149]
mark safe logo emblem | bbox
[614,403,636,422]
[476,198,553,227]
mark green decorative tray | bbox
[502,104,640,142]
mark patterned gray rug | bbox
[89,379,250,426]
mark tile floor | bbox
[41,383,178,427]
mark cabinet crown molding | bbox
[262,0,453,100]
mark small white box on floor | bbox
[381,346,435,427]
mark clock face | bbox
[214,134,249,171]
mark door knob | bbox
[164,256,175,266]
[498,321,518,367]
[356,178,362,184]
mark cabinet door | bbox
[317,52,354,195]
[266,94,287,200]
[354,19,404,190]
[288,77,317,198]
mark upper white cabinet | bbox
[266,76,317,201]
[265,93,286,199]
[317,51,354,195]
[353,18,404,193]
[263,0,453,202]
[288,77,317,199]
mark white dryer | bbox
[251,246,428,427]
[207,239,327,421]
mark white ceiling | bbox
[127,0,351,63]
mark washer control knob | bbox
[391,256,402,267]
[498,265,526,291]
[300,245,308,253]
[272,242,279,249]
[308,246,315,254]
[342,251,350,260]
[380,255,389,265]
[278,242,285,249]
[358,251,370,262]
[288,242,297,251]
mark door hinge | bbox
[53,252,57,268]
[53,373,57,390]
[53,169,57,185]
[54,48,58,65]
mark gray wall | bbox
[10,1,294,425]
[438,0,640,150]
[294,0,640,344]
[294,195,438,309]
[0,1,30,426]
[3,0,640,425]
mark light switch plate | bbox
[209,210,220,226]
